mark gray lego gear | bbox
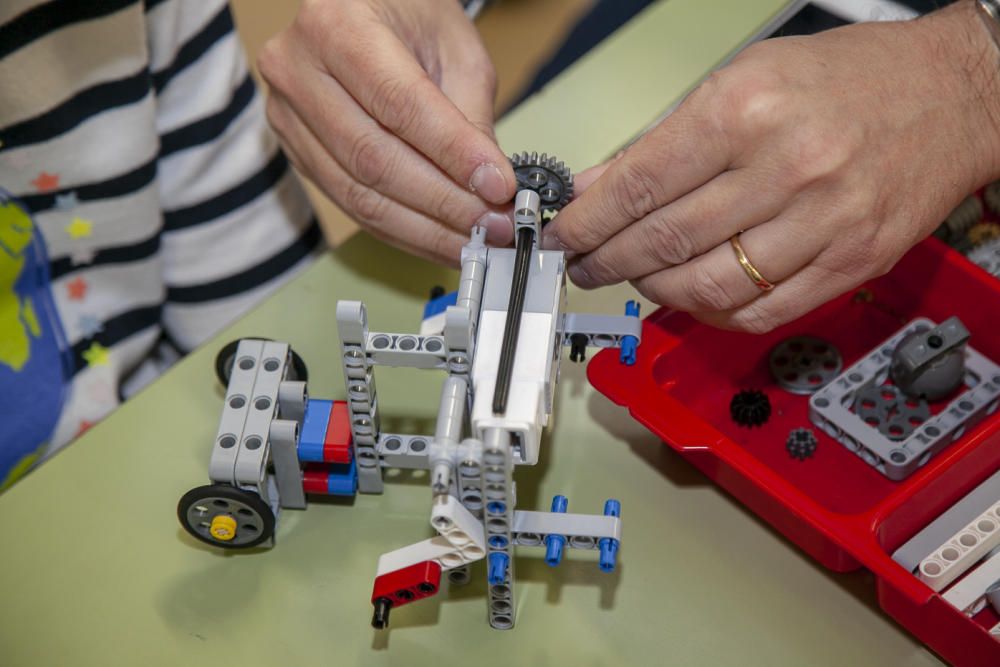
[786,428,817,461]
[510,151,573,216]
[890,316,969,401]
[769,336,842,395]
[853,384,929,442]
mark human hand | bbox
[545,2,1000,332]
[259,0,516,264]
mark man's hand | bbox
[545,2,1000,332]
[259,0,516,264]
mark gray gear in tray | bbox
[769,336,842,395]
[510,151,573,215]
[853,384,930,442]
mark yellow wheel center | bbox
[209,515,237,541]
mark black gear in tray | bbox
[510,151,573,217]
[729,389,771,428]
[786,428,818,461]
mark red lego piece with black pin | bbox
[370,561,441,629]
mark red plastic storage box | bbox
[588,238,1000,667]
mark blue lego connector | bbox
[488,552,509,585]
[599,499,621,572]
[544,495,568,567]
[619,301,640,366]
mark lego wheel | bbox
[214,338,308,387]
[177,484,275,549]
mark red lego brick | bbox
[323,400,352,463]
[371,560,441,608]
[302,464,329,494]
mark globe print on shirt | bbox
[0,192,72,490]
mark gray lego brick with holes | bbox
[456,437,485,518]
[510,511,621,549]
[809,318,1000,480]
[365,332,447,369]
[209,339,264,485]
[337,299,384,494]
[561,313,641,348]
[269,418,306,510]
[376,433,431,469]
[481,427,516,630]
[479,247,565,314]
[233,341,290,488]
[893,469,1000,570]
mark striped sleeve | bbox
[147,0,323,351]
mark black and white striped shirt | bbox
[0,0,322,486]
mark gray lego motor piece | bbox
[890,316,969,401]
[769,336,842,395]
[809,318,1000,480]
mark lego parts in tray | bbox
[586,238,1000,666]
[893,470,1000,632]
[176,152,641,632]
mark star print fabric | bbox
[0,0,322,489]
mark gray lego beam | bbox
[376,433,431,469]
[269,418,306,510]
[510,510,621,549]
[481,427,516,630]
[365,332,448,370]
[337,300,384,494]
[561,313,642,348]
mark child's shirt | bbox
[0,0,323,489]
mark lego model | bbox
[176,152,641,630]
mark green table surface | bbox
[1,1,943,665]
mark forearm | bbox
[918,1,1000,185]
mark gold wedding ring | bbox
[730,233,775,292]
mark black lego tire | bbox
[177,484,276,550]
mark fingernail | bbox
[541,229,574,257]
[469,163,508,204]
[568,261,596,288]
[476,211,513,246]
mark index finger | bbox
[543,99,733,255]
[321,15,514,205]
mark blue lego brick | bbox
[298,399,333,463]
[422,290,458,320]
[327,458,358,496]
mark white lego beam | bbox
[919,501,1000,591]
[375,495,486,576]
